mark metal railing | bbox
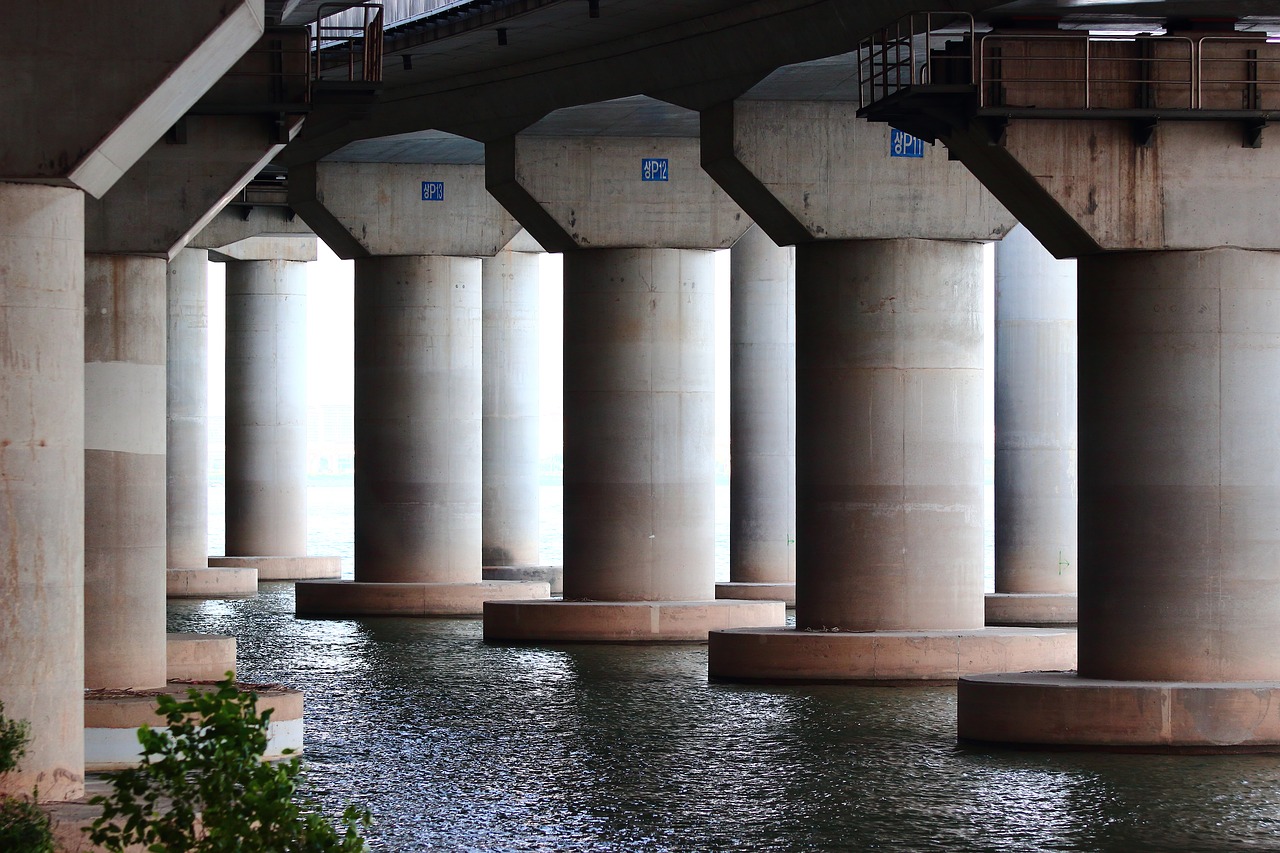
[314,3,385,83]
[858,13,1280,114]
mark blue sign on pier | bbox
[421,181,445,200]
[890,129,925,158]
[641,158,669,181]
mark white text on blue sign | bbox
[890,129,926,159]
[421,181,445,200]
[641,158,669,181]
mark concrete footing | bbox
[84,684,303,771]
[483,565,563,595]
[715,582,796,607]
[484,599,786,643]
[959,672,1280,752]
[985,593,1078,626]
[166,633,236,681]
[708,627,1077,682]
[209,555,342,581]
[166,566,258,598]
[296,580,549,617]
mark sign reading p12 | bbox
[421,181,445,201]
[641,158,669,181]
[890,129,925,158]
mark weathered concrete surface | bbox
[84,254,168,692]
[224,257,310,557]
[1,1,265,196]
[290,161,520,258]
[562,248,717,602]
[714,582,796,606]
[84,112,301,259]
[167,566,259,598]
[296,580,549,617]
[482,246,542,568]
[209,555,340,581]
[489,135,750,251]
[0,183,85,801]
[193,206,316,252]
[350,255,483,583]
[993,225,1078,601]
[166,633,236,682]
[166,249,210,571]
[944,120,1280,257]
[726,224,795,587]
[482,565,563,596]
[795,239,986,632]
[985,593,1078,627]
[709,626,1077,682]
[960,673,1280,751]
[1078,248,1280,683]
[485,600,786,644]
[703,101,1013,245]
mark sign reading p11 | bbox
[890,128,925,159]
[641,158,669,182]
[421,181,445,201]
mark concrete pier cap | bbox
[481,100,784,641]
[288,151,549,615]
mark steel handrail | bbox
[314,3,384,83]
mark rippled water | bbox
[168,586,1280,852]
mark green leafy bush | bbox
[86,676,370,852]
[0,701,57,853]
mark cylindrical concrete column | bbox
[354,255,482,583]
[795,239,985,631]
[481,248,541,567]
[728,225,796,585]
[561,248,716,602]
[1077,248,1280,682]
[994,225,1078,595]
[84,253,167,690]
[224,258,308,556]
[0,183,85,801]
[167,248,209,568]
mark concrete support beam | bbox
[702,98,1077,679]
[84,254,168,692]
[481,240,557,588]
[988,225,1078,627]
[716,224,796,606]
[483,129,783,642]
[166,249,257,598]
[0,183,86,801]
[911,82,1280,747]
[290,163,545,614]
[1,1,265,196]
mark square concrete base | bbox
[483,564,564,595]
[166,566,258,598]
[985,593,1078,626]
[209,555,342,581]
[166,633,236,682]
[295,579,550,617]
[959,672,1280,752]
[484,599,786,643]
[715,581,796,607]
[85,683,303,770]
[708,626,1078,682]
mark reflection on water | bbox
[169,586,1280,852]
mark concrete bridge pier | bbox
[987,225,1078,627]
[700,100,1076,679]
[715,224,796,607]
[929,104,1280,749]
[290,161,548,615]
[482,130,785,642]
[480,235,563,595]
[208,236,341,583]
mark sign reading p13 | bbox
[421,181,445,201]
[890,129,925,159]
[641,158,669,181]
